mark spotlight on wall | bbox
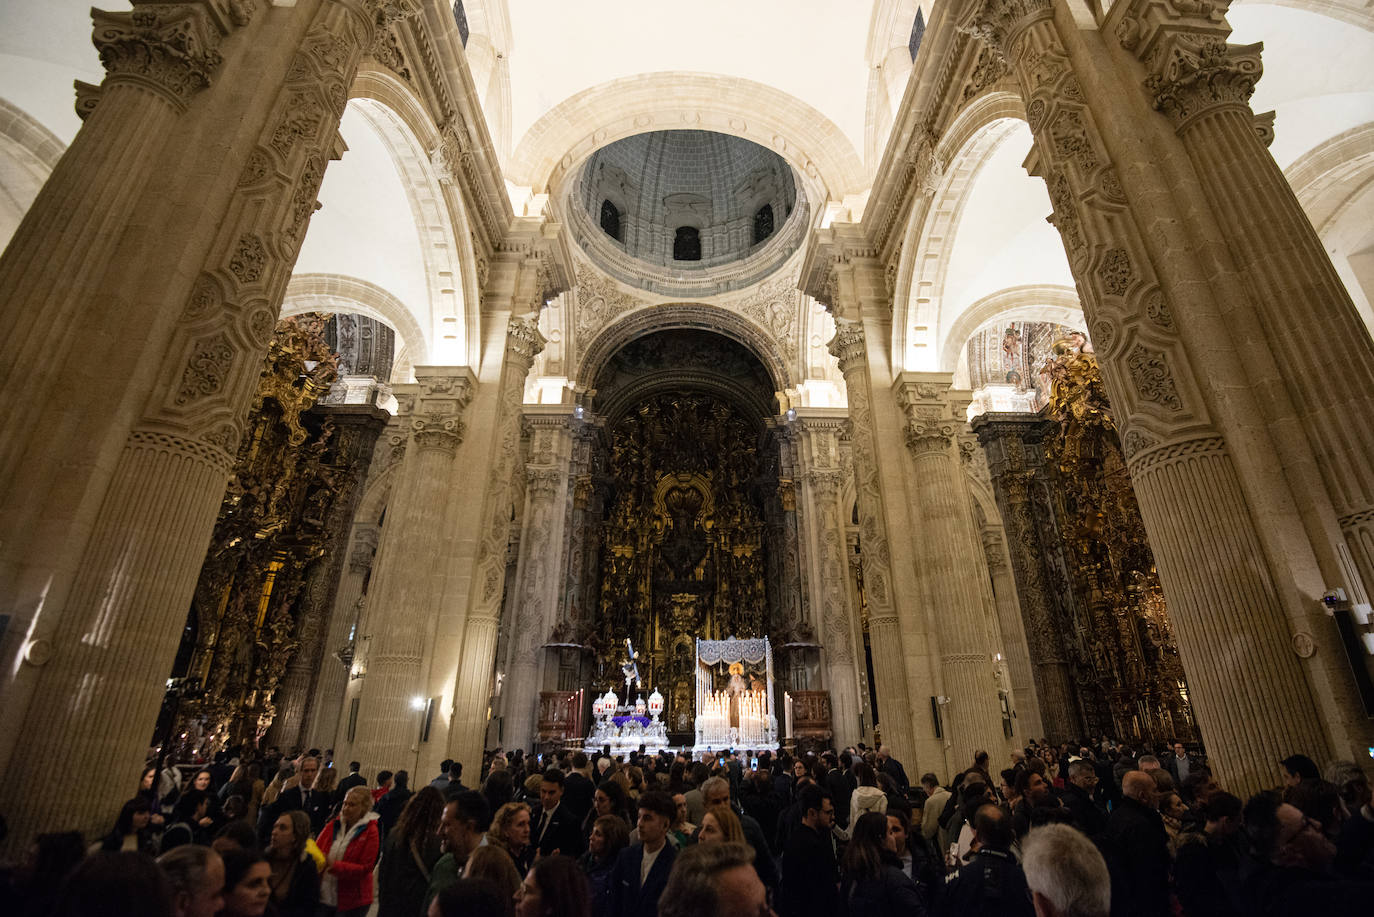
[410,696,426,711]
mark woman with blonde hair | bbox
[696,805,745,845]
[465,844,523,903]
[316,785,381,916]
[485,800,534,876]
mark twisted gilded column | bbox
[896,375,1009,767]
[0,1,414,846]
[449,317,544,769]
[350,368,475,772]
[965,0,1335,789]
[502,409,575,751]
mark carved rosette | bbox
[90,5,227,111]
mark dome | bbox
[569,130,807,296]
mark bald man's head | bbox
[1123,770,1157,807]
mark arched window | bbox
[673,226,701,261]
[452,2,470,46]
[753,204,774,245]
[908,9,926,62]
[600,200,622,241]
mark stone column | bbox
[305,519,378,752]
[828,320,931,772]
[502,408,575,751]
[267,402,389,751]
[895,374,1009,768]
[449,316,545,770]
[797,412,864,749]
[965,0,1338,790]
[980,526,1044,742]
[973,414,1082,743]
[1119,1,1374,600]
[0,1,413,845]
[349,368,475,773]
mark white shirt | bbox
[640,841,664,886]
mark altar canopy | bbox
[694,637,778,750]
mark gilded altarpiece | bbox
[163,315,376,754]
[976,341,1195,746]
[595,393,775,735]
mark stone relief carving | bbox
[1096,248,1134,297]
[574,263,642,361]
[90,6,228,108]
[176,332,235,406]
[1125,344,1183,412]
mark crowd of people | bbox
[1,736,1371,916]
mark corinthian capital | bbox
[827,320,867,375]
[410,366,476,455]
[963,0,1055,56]
[92,4,228,109]
[506,316,547,370]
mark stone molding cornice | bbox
[802,224,885,318]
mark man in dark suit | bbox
[563,751,596,822]
[530,767,585,858]
[876,745,910,796]
[776,783,837,917]
[271,755,331,833]
[608,790,678,917]
[1105,770,1171,917]
[335,760,367,804]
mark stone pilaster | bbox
[972,414,1082,743]
[349,368,474,773]
[827,321,928,772]
[0,1,417,846]
[979,526,1044,742]
[306,519,379,754]
[502,408,575,751]
[449,316,545,768]
[267,402,389,752]
[797,412,864,749]
[964,0,1339,790]
[896,374,1009,768]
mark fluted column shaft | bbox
[0,1,405,847]
[828,319,930,772]
[304,523,378,753]
[980,528,1045,741]
[449,316,544,769]
[350,369,474,773]
[966,0,1338,790]
[502,409,575,751]
[897,375,1009,768]
[1117,1,1374,599]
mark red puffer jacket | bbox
[316,811,381,910]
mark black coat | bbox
[274,786,332,834]
[564,772,596,821]
[938,848,1034,917]
[841,851,927,917]
[377,832,441,917]
[1060,783,1107,840]
[1104,797,1171,917]
[374,786,413,834]
[531,802,586,858]
[606,842,677,917]
[777,822,838,917]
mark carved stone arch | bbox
[895,92,1028,372]
[509,73,866,210]
[941,284,1084,377]
[349,66,480,367]
[577,303,793,394]
[283,273,429,380]
[354,457,398,531]
[0,97,64,250]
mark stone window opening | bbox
[452,2,469,46]
[673,226,701,261]
[754,204,774,245]
[600,199,623,242]
[908,9,925,62]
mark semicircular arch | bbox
[940,284,1084,374]
[509,72,867,208]
[283,273,430,376]
[577,303,792,396]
